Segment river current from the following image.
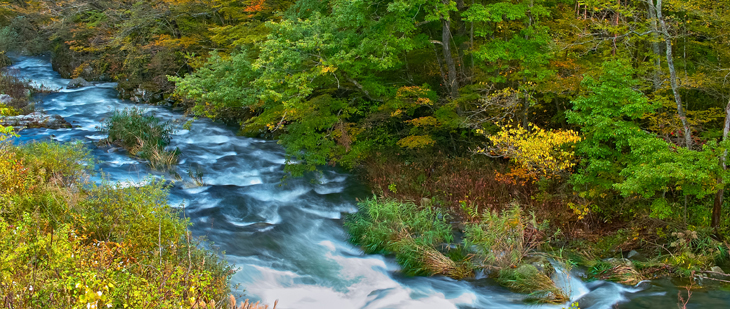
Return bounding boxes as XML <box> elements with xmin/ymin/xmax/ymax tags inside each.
<box><xmin>7</xmin><ymin>56</ymin><xmax>730</xmax><ymax>309</ymax></box>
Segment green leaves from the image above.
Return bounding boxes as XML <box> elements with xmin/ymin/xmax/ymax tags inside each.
<box><xmin>567</xmin><ymin>60</ymin><xmax>657</xmax><ymax>193</ymax></box>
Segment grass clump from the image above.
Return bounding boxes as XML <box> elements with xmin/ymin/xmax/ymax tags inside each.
<box><xmin>464</xmin><ymin>203</ymin><xmax>566</xmax><ymax>303</ymax></box>
<box><xmin>0</xmin><ymin>139</ymin><xmax>232</xmax><ymax>308</ymax></box>
<box><xmin>463</xmin><ymin>204</ymin><xmax>543</xmax><ymax>269</ymax></box>
<box><xmin>345</xmin><ymin>196</ymin><xmax>465</xmax><ymax>277</ymax></box>
<box><xmin>100</xmin><ymin>107</ymin><xmax>179</xmax><ymax>170</ymax></box>
<box><xmin>498</xmin><ymin>264</ymin><xmax>568</xmax><ymax>303</ymax></box>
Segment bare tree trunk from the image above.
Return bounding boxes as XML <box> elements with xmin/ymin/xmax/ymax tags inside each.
<box><xmin>441</xmin><ymin>0</ymin><xmax>459</xmax><ymax>99</ymax></box>
<box><xmin>522</xmin><ymin>88</ymin><xmax>529</xmax><ymax>129</ymax></box>
<box><xmin>645</xmin><ymin>0</ymin><xmax>662</xmax><ymax>91</ymax></box>
<box><xmin>712</xmin><ymin>99</ymin><xmax>730</xmax><ymax>228</ymax></box>
<box><xmin>655</xmin><ymin>0</ymin><xmax>692</xmax><ymax>149</ymax></box>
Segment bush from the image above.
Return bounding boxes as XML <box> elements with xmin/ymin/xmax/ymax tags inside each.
<box><xmin>100</xmin><ymin>107</ymin><xmax>179</xmax><ymax>170</ymax></box>
<box><xmin>345</xmin><ymin>197</ymin><xmax>460</xmax><ymax>276</ymax></box>
<box><xmin>0</xmin><ymin>141</ymin><xmax>232</xmax><ymax>308</ymax></box>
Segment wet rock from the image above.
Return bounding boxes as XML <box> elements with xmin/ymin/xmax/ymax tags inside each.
<box><xmin>627</xmin><ymin>250</ymin><xmax>647</xmax><ymax>262</ymax></box>
<box><xmin>0</xmin><ymin>112</ymin><xmax>72</xmax><ymax>130</ymax></box>
<box><xmin>711</xmin><ymin>266</ymin><xmax>725</xmax><ymax>274</ymax></box>
<box><xmin>67</xmin><ymin>77</ymin><xmax>92</xmax><ymax>89</ymax></box>
<box><xmin>524</xmin><ymin>255</ymin><xmax>555</xmax><ymax>276</ymax></box>
<box><xmin>0</xmin><ymin>94</ymin><xmax>12</xmax><ymax>104</ymax></box>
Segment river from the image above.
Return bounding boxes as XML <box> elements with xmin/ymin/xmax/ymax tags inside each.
<box><xmin>7</xmin><ymin>55</ymin><xmax>730</xmax><ymax>309</ymax></box>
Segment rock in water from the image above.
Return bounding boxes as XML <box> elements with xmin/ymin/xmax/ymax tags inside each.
<box><xmin>0</xmin><ymin>112</ymin><xmax>72</xmax><ymax>130</ymax></box>
<box><xmin>67</xmin><ymin>77</ymin><xmax>92</xmax><ymax>89</ymax></box>
<box><xmin>0</xmin><ymin>94</ymin><xmax>12</xmax><ymax>104</ymax></box>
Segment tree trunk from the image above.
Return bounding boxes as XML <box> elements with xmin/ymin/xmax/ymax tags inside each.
<box><xmin>645</xmin><ymin>0</ymin><xmax>662</xmax><ymax>91</ymax></box>
<box><xmin>712</xmin><ymin>99</ymin><xmax>730</xmax><ymax>228</ymax></box>
<box><xmin>655</xmin><ymin>0</ymin><xmax>692</xmax><ymax>149</ymax></box>
<box><xmin>441</xmin><ymin>1</ymin><xmax>459</xmax><ymax>99</ymax></box>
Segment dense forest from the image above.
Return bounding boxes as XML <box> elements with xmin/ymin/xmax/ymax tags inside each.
<box><xmin>3</xmin><ymin>0</ymin><xmax>730</xmax><ymax>306</ymax></box>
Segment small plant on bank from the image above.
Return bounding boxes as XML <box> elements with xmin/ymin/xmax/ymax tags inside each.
<box><xmin>100</xmin><ymin>107</ymin><xmax>179</xmax><ymax>170</ymax></box>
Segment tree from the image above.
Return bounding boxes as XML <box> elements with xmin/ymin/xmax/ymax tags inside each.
<box><xmin>567</xmin><ymin>60</ymin><xmax>657</xmax><ymax>196</ymax></box>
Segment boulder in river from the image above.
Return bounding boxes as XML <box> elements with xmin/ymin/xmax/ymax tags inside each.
<box><xmin>67</xmin><ymin>77</ymin><xmax>92</xmax><ymax>89</ymax></box>
<box><xmin>0</xmin><ymin>112</ymin><xmax>72</xmax><ymax>130</ymax></box>
<box><xmin>0</xmin><ymin>94</ymin><xmax>12</xmax><ymax>104</ymax></box>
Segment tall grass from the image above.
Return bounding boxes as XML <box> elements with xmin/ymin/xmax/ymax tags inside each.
<box><xmin>463</xmin><ymin>203</ymin><xmax>547</xmax><ymax>269</ymax></box>
<box><xmin>345</xmin><ymin>197</ymin><xmax>466</xmax><ymax>277</ymax></box>
<box><xmin>100</xmin><ymin>107</ymin><xmax>179</xmax><ymax>170</ymax></box>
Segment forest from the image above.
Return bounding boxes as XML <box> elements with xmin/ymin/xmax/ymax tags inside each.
<box><xmin>3</xmin><ymin>0</ymin><xmax>730</xmax><ymax>306</ymax></box>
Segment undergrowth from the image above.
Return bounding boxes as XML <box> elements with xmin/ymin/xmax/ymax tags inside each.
<box><xmin>100</xmin><ymin>107</ymin><xmax>179</xmax><ymax>170</ymax></box>
<box><xmin>346</xmin><ymin>196</ymin><xmax>570</xmax><ymax>303</ymax></box>
<box><xmin>0</xmin><ymin>139</ymin><xmax>231</xmax><ymax>308</ymax></box>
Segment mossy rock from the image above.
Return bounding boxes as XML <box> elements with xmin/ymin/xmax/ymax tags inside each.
<box><xmin>498</xmin><ymin>264</ymin><xmax>568</xmax><ymax>304</ymax></box>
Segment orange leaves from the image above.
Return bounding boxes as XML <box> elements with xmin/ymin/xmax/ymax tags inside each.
<box><xmin>395</xmin><ymin>86</ymin><xmax>433</xmax><ymax>108</ymax></box>
<box><xmin>243</xmin><ymin>0</ymin><xmax>267</xmax><ymax>13</ymax></box>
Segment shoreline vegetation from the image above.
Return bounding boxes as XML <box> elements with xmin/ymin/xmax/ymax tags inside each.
<box><xmin>0</xmin><ymin>100</ymin><xmax>277</xmax><ymax>308</ymax></box>
<box><xmin>4</xmin><ymin>0</ymin><xmax>730</xmax><ymax>305</ymax></box>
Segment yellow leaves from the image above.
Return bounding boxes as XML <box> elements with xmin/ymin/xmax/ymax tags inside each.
<box><xmin>478</xmin><ymin>123</ymin><xmax>581</xmax><ymax>180</ymax></box>
<box><xmin>406</xmin><ymin>116</ymin><xmax>439</xmax><ymax>127</ymax></box>
<box><xmin>320</xmin><ymin>66</ymin><xmax>337</xmax><ymax>74</ymax></box>
<box><xmin>568</xmin><ymin>202</ymin><xmax>590</xmax><ymax>220</ymax></box>
<box><xmin>397</xmin><ymin>135</ymin><xmax>436</xmax><ymax>149</ymax></box>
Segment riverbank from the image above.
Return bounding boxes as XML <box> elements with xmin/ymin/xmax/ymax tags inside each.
<box><xmin>351</xmin><ymin>151</ymin><xmax>730</xmax><ymax>301</ymax></box>
<box><xmin>0</xmin><ymin>137</ymin><xmax>232</xmax><ymax>307</ymax></box>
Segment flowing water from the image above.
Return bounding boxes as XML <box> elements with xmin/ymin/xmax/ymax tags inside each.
<box><xmin>7</xmin><ymin>56</ymin><xmax>730</xmax><ymax>309</ymax></box>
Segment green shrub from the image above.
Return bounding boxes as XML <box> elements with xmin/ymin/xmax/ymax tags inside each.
<box><xmin>100</xmin><ymin>107</ymin><xmax>179</xmax><ymax>170</ymax></box>
<box><xmin>0</xmin><ymin>141</ymin><xmax>231</xmax><ymax>308</ymax></box>
<box><xmin>345</xmin><ymin>197</ymin><xmax>456</xmax><ymax>276</ymax></box>
<box><xmin>15</xmin><ymin>141</ymin><xmax>92</xmax><ymax>182</ymax></box>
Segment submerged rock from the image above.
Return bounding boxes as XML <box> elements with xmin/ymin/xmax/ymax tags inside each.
<box><xmin>0</xmin><ymin>112</ymin><xmax>72</xmax><ymax>130</ymax></box>
<box><xmin>67</xmin><ymin>77</ymin><xmax>92</xmax><ymax>89</ymax></box>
